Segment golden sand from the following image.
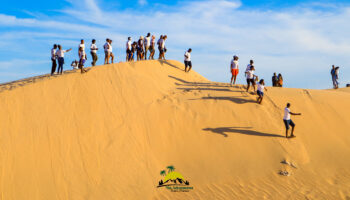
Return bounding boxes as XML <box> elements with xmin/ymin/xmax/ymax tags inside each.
<box><xmin>0</xmin><ymin>60</ymin><xmax>349</xmax><ymax>199</ymax></box>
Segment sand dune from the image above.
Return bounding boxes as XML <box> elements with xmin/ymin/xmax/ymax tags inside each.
<box><xmin>0</xmin><ymin>60</ymin><xmax>349</xmax><ymax>199</ymax></box>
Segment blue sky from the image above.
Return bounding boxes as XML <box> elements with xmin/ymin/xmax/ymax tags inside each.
<box><xmin>0</xmin><ymin>0</ymin><xmax>349</xmax><ymax>89</ymax></box>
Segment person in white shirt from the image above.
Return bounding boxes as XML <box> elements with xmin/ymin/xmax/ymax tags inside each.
<box><xmin>283</xmin><ymin>103</ymin><xmax>302</xmax><ymax>138</ymax></box>
<box><xmin>126</xmin><ymin>37</ymin><xmax>132</xmax><ymax>61</ymax></box>
<box><xmin>79</xmin><ymin>39</ymin><xmax>85</xmax><ymax>56</ymax></box>
<box><xmin>149</xmin><ymin>35</ymin><xmax>156</xmax><ymax>60</ymax></box>
<box><xmin>257</xmin><ymin>79</ymin><xmax>268</xmax><ymax>104</ymax></box>
<box><xmin>245</xmin><ymin>60</ymin><xmax>254</xmax><ymax>77</ymax></box>
<box><xmin>144</xmin><ymin>33</ymin><xmax>151</xmax><ymax>60</ymax></box>
<box><xmin>184</xmin><ymin>48</ymin><xmax>192</xmax><ymax>72</ymax></box>
<box><xmin>78</xmin><ymin>46</ymin><xmax>87</xmax><ymax>73</ymax></box>
<box><xmin>245</xmin><ymin>65</ymin><xmax>257</xmax><ymax>92</ymax></box>
<box><xmin>230</xmin><ymin>55</ymin><xmax>239</xmax><ymax>85</ymax></box>
<box><xmin>51</xmin><ymin>44</ymin><xmax>58</xmax><ymax>75</ymax></box>
<box><xmin>104</xmin><ymin>38</ymin><xmax>110</xmax><ymax>64</ymax></box>
<box><xmin>159</xmin><ymin>35</ymin><xmax>167</xmax><ymax>60</ymax></box>
<box><xmin>55</xmin><ymin>45</ymin><xmax>72</xmax><ymax>75</ymax></box>
<box><xmin>90</xmin><ymin>39</ymin><xmax>98</xmax><ymax>66</ymax></box>
<box><xmin>109</xmin><ymin>39</ymin><xmax>114</xmax><ymax>63</ymax></box>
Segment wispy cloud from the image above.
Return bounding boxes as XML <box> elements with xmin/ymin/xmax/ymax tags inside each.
<box><xmin>0</xmin><ymin>0</ymin><xmax>349</xmax><ymax>88</ymax></box>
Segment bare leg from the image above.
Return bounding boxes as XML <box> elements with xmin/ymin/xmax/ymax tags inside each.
<box><xmin>259</xmin><ymin>96</ymin><xmax>263</xmax><ymax>104</ymax></box>
<box><xmin>233</xmin><ymin>75</ymin><xmax>237</xmax><ymax>85</ymax></box>
<box><xmin>291</xmin><ymin>126</ymin><xmax>295</xmax><ymax>137</ymax></box>
<box><xmin>230</xmin><ymin>75</ymin><xmax>234</xmax><ymax>85</ymax></box>
<box><xmin>285</xmin><ymin>129</ymin><xmax>289</xmax><ymax>138</ymax></box>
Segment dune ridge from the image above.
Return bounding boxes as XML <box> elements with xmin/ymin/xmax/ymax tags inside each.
<box><xmin>0</xmin><ymin>60</ymin><xmax>350</xmax><ymax>199</ymax></box>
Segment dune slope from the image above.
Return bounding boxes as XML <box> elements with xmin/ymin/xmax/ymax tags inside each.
<box><xmin>0</xmin><ymin>60</ymin><xmax>350</xmax><ymax>200</ymax></box>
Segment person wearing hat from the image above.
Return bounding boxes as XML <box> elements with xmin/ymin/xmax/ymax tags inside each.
<box><xmin>137</xmin><ymin>36</ymin><xmax>144</xmax><ymax>61</ymax></box>
<box><xmin>230</xmin><ymin>55</ymin><xmax>239</xmax><ymax>86</ymax></box>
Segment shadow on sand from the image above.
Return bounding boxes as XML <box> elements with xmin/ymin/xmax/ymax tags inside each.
<box><xmin>191</xmin><ymin>96</ymin><xmax>255</xmax><ymax>104</ymax></box>
<box><xmin>203</xmin><ymin>127</ymin><xmax>284</xmax><ymax>138</ymax></box>
<box><xmin>159</xmin><ymin>60</ymin><xmax>183</xmax><ymax>71</ymax></box>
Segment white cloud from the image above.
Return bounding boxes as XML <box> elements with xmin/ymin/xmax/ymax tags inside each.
<box><xmin>0</xmin><ymin>0</ymin><xmax>349</xmax><ymax>88</ymax></box>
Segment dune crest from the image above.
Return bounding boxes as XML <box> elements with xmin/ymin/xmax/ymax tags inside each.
<box><xmin>0</xmin><ymin>60</ymin><xmax>350</xmax><ymax>199</ymax></box>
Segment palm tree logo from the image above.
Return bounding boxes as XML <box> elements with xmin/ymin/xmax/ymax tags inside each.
<box><xmin>158</xmin><ymin>165</ymin><xmax>190</xmax><ymax>187</ymax></box>
<box><xmin>167</xmin><ymin>165</ymin><xmax>175</xmax><ymax>173</ymax></box>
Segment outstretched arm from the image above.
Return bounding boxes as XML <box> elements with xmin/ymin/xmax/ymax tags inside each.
<box><xmin>290</xmin><ymin>112</ymin><xmax>301</xmax><ymax>116</ymax></box>
<box><xmin>66</xmin><ymin>48</ymin><xmax>72</xmax><ymax>52</ymax></box>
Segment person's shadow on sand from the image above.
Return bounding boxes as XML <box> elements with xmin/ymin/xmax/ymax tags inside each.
<box><xmin>203</xmin><ymin>127</ymin><xmax>284</xmax><ymax>138</ymax></box>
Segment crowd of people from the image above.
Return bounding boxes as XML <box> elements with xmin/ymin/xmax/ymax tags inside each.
<box><xmin>50</xmin><ymin>33</ymin><xmax>169</xmax><ymax>75</ymax></box>
<box><xmin>50</xmin><ymin>37</ymin><xmax>349</xmax><ymax>139</ymax></box>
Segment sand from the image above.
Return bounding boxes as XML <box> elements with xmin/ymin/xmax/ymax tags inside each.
<box><xmin>0</xmin><ymin>60</ymin><xmax>349</xmax><ymax>199</ymax></box>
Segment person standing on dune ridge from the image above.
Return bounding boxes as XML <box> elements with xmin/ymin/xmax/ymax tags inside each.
<box><xmin>144</xmin><ymin>33</ymin><xmax>151</xmax><ymax>60</ymax></box>
<box><xmin>78</xmin><ymin>46</ymin><xmax>87</xmax><ymax>73</ymax></box>
<box><xmin>51</xmin><ymin>44</ymin><xmax>58</xmax><ymax>75</ymax></box>
<box><xmin>126</xmin><ymin>37</ymin><xmax>132</xmax><ymax>61</ymax></box>
<box><xmin>184</xmin><ymin>48</ymin><xmax>192</xmax><ymax>72</ymax></box>
<box><xmin>109</xmin><ymin>39</ymin><xmax>114</xmax><ymax>63</ymax></box>
<box><xmin>104</xmin><ymin>38</ymin><xmax>110</xmax><ymax>64</ymax></box>
<box><xmin>283</xmin><ymin>103</ymin><xmax>302</xmax><ymax>138</ymax></box>
<box><xmin>149</xmin><ymin>35</ymin><xmax>156</xmax><ymax>60</ymax></box>
<box><xmin>90</xmin><ymin>39</ymin><xmax>98</xmax><ymax>66</ymax></box>
<box><xmin>272</xmin><ymin>72</ymin><xmax>278</xmax><ymax>87</ymax></box>
<box><xmin>55</xmin><ymin>45</ymin><xmax>72</xmax><ymax>75</ymax></box>
<box><xmin>230</xmin><ymin>55</ymin><xmax>239</xmax><ymax>86</ymax></box>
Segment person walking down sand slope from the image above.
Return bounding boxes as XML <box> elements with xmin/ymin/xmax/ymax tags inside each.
<box><xmin>246</xmin><ymin>65</ymin><xmax>257</xmax><ymax>92</ymax></box>
<box><xmin>257</xmin><ymin>79</ymin><xmax>267</xmax><ymax>104</ymax></box>
<box><xmin>230</xmin><ymin>55</ymin><xmax>239</xmax><ymax>86</ymax></box>
<box><xmin>283</xmin><ymin>103</ymin><xmax>302</xmax><ymax>138</ymax></box>
<box><xmin>184</xmin><ymin>48</ymin><xmax>192</xmax><ymax>72</ymax></box>
<box><xmin>51</xmin><ymin>44</ymin><xmax>58</xmax><ymax>75</ymax></box>
<box><xmin>55</xmin><ymin>45</ymin><xmax>72</xmax><ymax>75</ymax></box>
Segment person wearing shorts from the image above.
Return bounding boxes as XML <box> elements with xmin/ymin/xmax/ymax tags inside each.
<box><xmin>104</xmin><ymin>38</ymin><xmax>110</xmax><ymax>64</ymax></box>
<box><xmin>246</xmin><ymin>65</ymin><xmax>257</xmax><ymax>92</ymax></box>
<box><xmin>184</xmin><ymin>48</ymin><xmax>192</xmax><ymax>72</ymax></box>
<box><xmin>149</xmin><ymin>35</ymin><xmax>156</xmax><ymax>60</ymax></box>
<box><xmin>283</xmin><ymin>103</ymin><xmax>302</xmax><ymax>138</ymax></box>
<box><xmin>230</xmin><ymin>55</ymin><xmax>239</xmax><ymax>85</ymax></box>
<box><xmin>257</xmin><ymin>79</ymin><xmax>267</xmax><ymax>104</ymax></box>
